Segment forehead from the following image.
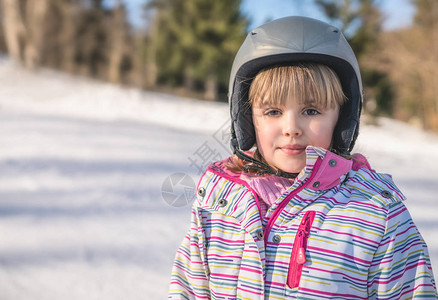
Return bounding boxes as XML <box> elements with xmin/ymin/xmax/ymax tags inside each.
<box><xmin>249</xmin><ymin>64</ymin><xmax>344</xmax><ymax>110</ymax></box>
<box><xmin>255</xmin><ymin>86</ymin><xmax>322</xmax><ymax>108</ymax></box>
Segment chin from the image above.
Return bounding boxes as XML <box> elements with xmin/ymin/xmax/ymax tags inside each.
<box><xmin>275</xmin><ymin>160</ymin><xmax>305</xmax><ymax>174</ymax></box>
<box><xmin>283</xmin><ymin>168</ymin><xmax>303</xmax><ymax>174</ymax></box>
<box><xmin>276</xmin><ymin>164</ymin><xmax>304</xmax><ymax>174</ymax></box>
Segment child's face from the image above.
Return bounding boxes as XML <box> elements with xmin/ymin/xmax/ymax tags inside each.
<box><xmin>252</xmin><ymin>98</ymin><xmax>339</xmax><ymax>173</ymax></box>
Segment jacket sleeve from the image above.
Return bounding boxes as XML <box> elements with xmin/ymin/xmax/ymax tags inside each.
<box><xmin>367</xmin><ymin>201</ymin><xmax>437</xmax><ymax>299</ymax></box>
<box><xmin>168</xmin><ymin>203</ymin><xmax>210</xmax><ymax>299</ymax></box>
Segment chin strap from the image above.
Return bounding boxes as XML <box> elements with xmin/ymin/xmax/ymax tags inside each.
<box><xmin>233</xmin><ymin>146</ymin><xmax>298</xmax><ymax>179</ymax></box>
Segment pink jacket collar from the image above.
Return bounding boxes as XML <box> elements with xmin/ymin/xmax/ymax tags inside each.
<box><xmin>304</xmin><ymin>147</ymin><xmax>372</xmax><ymax>191</ymax></box>
<box><xmin>208</xmin><ymin>147</ymin><xmax>372</xmax><ymax>192</ymax></box>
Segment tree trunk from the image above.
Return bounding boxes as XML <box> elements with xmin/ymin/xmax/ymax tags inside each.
<box><xmin>1</xmin><ymin>0</ymin><xmax>26</xmax><ymax>63</ymax></box>
<box><xmin>60</xmin><ymin>1</ymin><xmax>77</xmax><ymax>73</ymax></box>
<box><xmin>24</xmin><ymin>0</ymin><xmax>49</xmax><ymax>69</ymax></box>
<box><xmin>1</xmin><ymin>0</ymin><xmax>49</xmax><ymax>69</ymax></box>
<box><xmin>184</xmin><ymin>72</ymin><xmax>195</xmax><ymax>92</ymax></box>
<box><xmin>143</xmin><ymin>15</ymin><xmax>159</xmax><ymax>88</ymax></box>
<box><xmin>204</xmin><ymin>73</ymin><xmax>218</xmax><ymax>101</ymax></box>
<box><xmin>143</xmin><ymin>60</ymin><xmax>158</xmax><ymax>89</ymax></box>
<box><xmin>108</xmin><ymin>2</ymin><xmax>125</xmax><ymax>84</ymax></box>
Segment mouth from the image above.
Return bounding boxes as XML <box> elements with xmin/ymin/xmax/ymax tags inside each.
<box><xmin>279</xmin><ymin>144</ymin><xmax>306</xmax><ymax>156</ymax></box>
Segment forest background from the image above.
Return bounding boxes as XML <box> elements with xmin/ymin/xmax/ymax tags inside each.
<box><xmin>1</xmin><ymin>0</ymin><xmax>437</xmax><ymax>132</ymax></box>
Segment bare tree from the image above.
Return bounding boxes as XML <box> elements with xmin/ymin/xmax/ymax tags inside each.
<box><xmin>143</xmin><ymin>14</ymin><xmax>159</xmax><ymax>88</ymax></box>
<box><xmin>59</xmin><ymin>0</ymin><xmax>79</xmax><ymax>73</ymax></box>
<box><xmin>1</xmin><ymin>0</ymin><xmax>50</xmax><ymax>68</ymax></box>
<box><xmin>369</xmin><ymin>0</ymin><xmax>438</xmax><ymax>131</ymax></box>
<box><xmin>108</xmin><ymin>0</ymin><xmax>126</xmax><ymax>83</ymax></box>
<box><xmin>1</xmin><ymin>0</ymin><xmax>26</xmax><ymax>64</ymax></box>
<box><xmin>23</xmin><ymin>0</ymin><xmax>49</xmax><ymax>68</ymax></box>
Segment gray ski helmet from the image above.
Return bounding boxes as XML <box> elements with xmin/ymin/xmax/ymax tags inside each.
<box><xmin>229</xmin><ymin>16</ymin><xmax>363</xmax><ymax>154</ymax></box>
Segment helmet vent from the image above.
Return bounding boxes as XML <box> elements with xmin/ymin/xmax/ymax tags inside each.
<box><xmin>329</xmin><ymin>26</ymin><xmax>339</xmax><ymax>33</ymax></box>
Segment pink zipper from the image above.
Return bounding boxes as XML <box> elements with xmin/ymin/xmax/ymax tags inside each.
<box><xmin>263</xmin><ymin>158</ymin><xmax>321</xmax><ymax>243</ymax></box>
<box><xmin>287</xmin><ymin>210</ymin><xmax>316</xmax><ymax>288</ymax></box>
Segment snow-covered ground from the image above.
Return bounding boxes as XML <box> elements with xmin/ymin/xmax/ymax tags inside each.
<box><xmin>0</xmin><ymin>57</ymin><xmax>437</xmax><ymax>299</ymax></box>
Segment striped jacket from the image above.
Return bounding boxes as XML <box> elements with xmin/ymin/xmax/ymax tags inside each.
<box><xmin>169</xmin><ymin>147</ymin><xmax>437</xmax><ymax>299</ymax></box>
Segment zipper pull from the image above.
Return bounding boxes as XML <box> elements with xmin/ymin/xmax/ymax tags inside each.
<box><xmin>296</xmin><ymin>247</ymin><xmax>306</xmax><ymax>264</ymax></box>
<box><xmin>296</xmin><ymin>231</ymin><xmax>306</xmax><ymax>264</ymax></box>
<box><xmin>287</xmin><ymin>211</ymin><xmax>316</xmax><ymax>289</ymax></box>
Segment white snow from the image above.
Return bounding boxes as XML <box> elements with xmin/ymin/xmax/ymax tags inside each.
<box><xmin>0</xmin><ymin>56</ymin><xmax>437</xmax><ymax>299</ymax></box>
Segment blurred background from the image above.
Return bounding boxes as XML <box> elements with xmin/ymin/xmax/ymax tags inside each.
<box><xmin>0</xmin><ymin>0</ymin><xmax>437</xmax><ymax>299</ymax></box>
<box><xmin>0</xmin><ymin>0</ymin><xmax>437</xmax><ymax>129</ymax></box>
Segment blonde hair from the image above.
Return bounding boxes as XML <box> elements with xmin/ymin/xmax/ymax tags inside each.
<box><xmin>228</xmin><ymin>63</ymin><xmax>347</xmax><ymax>174</ymax></box>
<box><xmin>249</xmin><ymin>63</ymin><xmax>346</xmax><ymax>109</ymax></box>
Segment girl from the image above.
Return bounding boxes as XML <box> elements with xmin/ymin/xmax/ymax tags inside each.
<box><xmin>169</xmin><ymin>16</ymin><xmax>436</xmax><ymax>299</ymax></box>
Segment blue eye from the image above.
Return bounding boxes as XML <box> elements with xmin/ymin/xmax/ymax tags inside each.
<box><xmin>303</xmin><ymin>108</ymin><xmax>320</xmax><ymax>116</ymax></box>
<box><xmin>265</xmin><ymin>109</ymin><xmax>282</xmax><ymax>116</ymax></box>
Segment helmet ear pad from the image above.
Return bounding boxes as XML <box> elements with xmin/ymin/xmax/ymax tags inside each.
<box><xmin>332</xmin><ymin>95</ymin><xmax>362</xmax><ymax>154</ymax></box>
<box><xmin>230</xmin><ymin>76</ymin><xmax>256</xmax><ymax>151</ymax></box>
<box><xmin>230</xmin><ymin>54</ymin><xmax>362</xmax><ymax>153</ymax></box>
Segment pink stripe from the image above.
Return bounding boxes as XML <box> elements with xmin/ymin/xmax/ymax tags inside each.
<box><xmin>265</xmin><ymin>260</ymin><xmax>290</xmax><ymax>267</ymax></box>
<box><xmin>388</xmin><ymin>205</ymin><xmax>407</xmax><ymax>220</ymax></box>
<box><xmin>396</xmin><ymin>225</ymin><xmax>416</xmax><ymax>237</ymax></box>
<box><xmin>172</xmin><ymin>265</ymin><xmax>207</xmax><ymax>281</ymax></box>
<box><xmin>266</xmin><ymin>242</ymin><xmax>294</xmax><ymax>247</ymax></box>
<box><xmin>326</xmin><ymin>214</ymin><xmax>385</xmax><ymax>229</ymax></box>
<box><xmin>398</xmin><ymin>284</ymin><xmax>433</xmax><ymax>299</ymax></box>
<box><xmin>240</xmin><ymin>266</ymin><xmax>263</xmax><ymax>275</ymax></box>
<box><xmin>300</xmin><ymin>287</ymin><xmax>366</xmax><ymax>299</ymax></box>
<box><xmin>210</xmin><ymin>272</ymin><xmax>238</xmax><ymax>279</ymax></box>
<box><xmin>306</xmin><ymin>266</ymin><xmax>367</xmax><ymax>283</ymax></box>
<box><xmin>308</xmin><ymin>246</ymin><xmax>371</xmax><ymax>264</ymax></box>
<box><xmin>211</xmin><ymin>291</ymin><xmax>236</xmax><ymax>298</ymax></box>
<box><xmin>230</xmin><ymin>190</ymin><xmax>250</xmax><ymax>215</ymax></box>
<box><xmin>368</xmin><ymin>261</ymin><xmax>429</xmax><ymax>286</ymax></box>
<box><xmin>177</xmin><ymin>250</ymin><xmax>191</xmax><ymax>262</ymax></box>
<box><xmin>208</xmin><ymin>236</ymin><xmax>244</xmax><ymax>244</ymax></box>
<box><xmin>345</xmin><ymin>200</ymin><xmax>387</xmax><ymax>211</ymax></box>
<box><xmin>375</xmin><ymin>237</ymin><xmax>396</xmax><ymax>249</ymax></box>
<box><xmin>169</xmin><ymin>281</ymin><xmax>197</xmax><ymax>297</ymax></box>
<box><xmin>401</xmin><ymin>241</ymin><xmax>424</xmax><ymax>254</ymax></box>
<box><xmin>206</xmin><ymin>178</ymin><xmax>221</xmax><ymax>203</ymax></box>
<box><xmin>413</xmin><ymin>284</ymin><xmax>436</xmax><ymax>291</ymax></box>
<box><xmin>176</xmin><ymin>251</ymin><xmax>204</xmax><ymax>265</ymax></box>
<box><xmin>246</xmin><ymin>217</ymin><xmax>261</xmax><ymax>228</ymax></box>
<box><xmin>237</xmin><ymin>286</ymin><xmax>264</xmax><ymax>296</ymax></box>
<box><xmin>377</xmin><ymin>176</ymin><xmax>404</xmax><ymax>199</ymax></box>
<box><xmin>244</xmin><ymin>249</ymin><xmax>260</xmax><ymax>254</ymax></box>
<box><xmin>207</xmin><ymin>166</ymin><xmax>263</xmax><ymax>222</ymax></box>
<box><xmin>195</xmin><ymin>169</ymin><xmax>209</xmax><ymax>192</ymax></box>
<box><xmin>208</xmin><ymin>218</ymin><xmax>240</xmax><ymax>227</ymax></box>
<box><xmin>317</xmin><ymin>228</ymin><xmax>380</xmax><ymax>245</ymax></box>
<box><xmin>207</xmin><ymin>254</ymin><xmax>242</xmax><ymax>259</ymax></box>
<box><xmin>265</xmin><ymin>280</ymin><xmax>285</xmax><ymax>287</ymax></box>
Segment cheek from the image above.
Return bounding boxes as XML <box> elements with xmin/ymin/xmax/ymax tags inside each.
<box><xmin>255</xmin><ymin>126</ymin><xmax>270</xmax><ymax>148</ymax></box>
<box><xmin>309</xmin><ymin>123</ymin><xmax>336</xmax><ymax>148</ymax></box>
<box><xmin>254</xmin><ymin>120</ymin><xmax>277</xmax><ymax>151</ymax></box>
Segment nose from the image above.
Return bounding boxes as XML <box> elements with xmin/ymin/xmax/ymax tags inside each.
<box><xmin>282</xmin><ymin>112</ymin><xmax>302</xmax><ymax>137</ymax></box>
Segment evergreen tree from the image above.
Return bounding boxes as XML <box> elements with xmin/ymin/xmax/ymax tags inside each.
<box><xmin>315</xmin><ymin>0</ymin><xmax>392</xmax><ymax>117</ymax></box>
<box><xmin>146</xmin><ymin>0</ymin><xmax>248</xmax><ymax>100</ymax></box>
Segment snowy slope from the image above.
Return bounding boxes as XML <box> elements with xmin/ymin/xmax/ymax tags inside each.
<box><xmin>0</xmin><ymin>57</ymin><xmax>437</xmax><ymax>299</ymax></box>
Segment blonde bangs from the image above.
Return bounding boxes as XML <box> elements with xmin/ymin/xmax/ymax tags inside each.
<box><xmin>249</xmin><ymin>64</ymin><xmax>346</xmax><ymax>109</ymax></box>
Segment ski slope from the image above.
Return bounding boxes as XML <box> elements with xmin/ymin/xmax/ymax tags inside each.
<box><xmin>0</xmin><ymin>57</ymin><xmax>437</xmax><ymax>299</ymax></box>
